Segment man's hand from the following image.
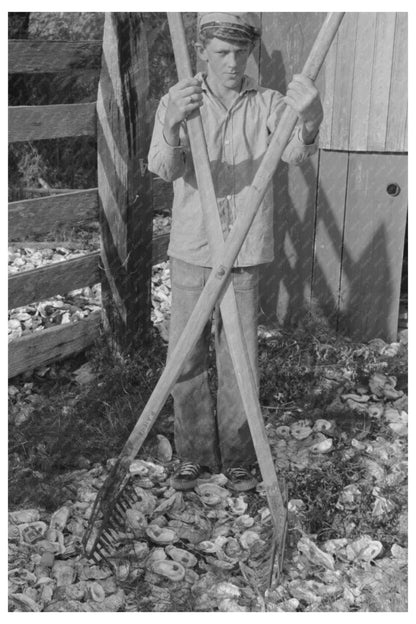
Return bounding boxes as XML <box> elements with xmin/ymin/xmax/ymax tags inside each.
<box><xmin>284</xmin><ymin>74</ymin><xmax>323</xmax><ymax>144</ymax></box>
<box><xmin>164</xmin><ymin>78</ymin><xmax>203</xmax><ymax>146</ymax></box>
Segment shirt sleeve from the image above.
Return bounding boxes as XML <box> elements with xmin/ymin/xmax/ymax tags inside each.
<box><xmin>147</xmin><ymin>95</ymin><xmax>191</xmax><ymax>182</ymax></box>
<box><xmin>267</xmin><ymin>91</ymin><xmax>319</xmax><ymax>165</ymax></box>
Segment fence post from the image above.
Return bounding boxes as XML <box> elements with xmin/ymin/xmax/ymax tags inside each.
<box><xmin>97</xmin><ymin>12</ymin><xmax>153</xmax><ymax>353</ymax></box>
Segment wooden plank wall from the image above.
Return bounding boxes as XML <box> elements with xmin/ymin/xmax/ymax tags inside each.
<box><xmin>259</xmin><ymin>12</ymin><xmax>407</xmax><ymax>341</ymax></box>
<box><xmin>258</xmin><ymin>13</ymin><xmax>325</xmax><ymax>325</ymax></box>
<box><xmin>320</xmin><ymin>12</ymin><xmax>408</xmax><ymax>151</ymax></box>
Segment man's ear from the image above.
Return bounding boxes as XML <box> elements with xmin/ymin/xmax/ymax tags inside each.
<box><xmin>194</xmin><ymin>42</ymin><xmax>208</xmax><ymax>63</ymax></box>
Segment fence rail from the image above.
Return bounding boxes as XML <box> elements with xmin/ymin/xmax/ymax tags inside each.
<box><xmin>8</xmin><ymin>39</ymin><xmax>102</xmax><ymax>73</ymax></box>
<box><xmin>8</xmin><ymin>189</ymin><xmax>99</xmax><ymax>239</ymax></box>
<box><xmin>8</xmin><ymin>311</ymin><xmax>102</xmax><ymax>379</ymax></box>
<box><xmin>8</xmin><ymin>16</ymin><xmax>170</xmax><ymax>377</ymax></box>
<box><xmin>8</xmin><ymin>103</ymin><xmax>97</xmax><ymax>142</ymax></box>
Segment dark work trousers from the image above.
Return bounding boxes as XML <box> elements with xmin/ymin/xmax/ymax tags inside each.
<box><xmin>167</xmin><ymin>257</ymin><xmax>259</xmax><ymax>470</ymax></box>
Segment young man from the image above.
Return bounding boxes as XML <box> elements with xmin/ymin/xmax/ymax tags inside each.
<box><xmin>148</xmin><ymin>13</ymin><xmax>323</xmax><ymax>492</ymax></box>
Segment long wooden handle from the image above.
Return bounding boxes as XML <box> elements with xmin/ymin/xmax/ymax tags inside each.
<box><xmin>167</xmin><ymin>12</ymin><xmax>286</xmax><ymax>535</ymax></box>
<box><xmin>118</xmin><ymin>12</ymin><xmax>344</xmax><ymax>478</ymax></box>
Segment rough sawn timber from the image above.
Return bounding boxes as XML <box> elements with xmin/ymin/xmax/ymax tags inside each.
<box><xmin>8</xmin><ymin>39</ymin><xmax>102</xmax><ymax>74</ymax></box>
<box><xmin>97</xmin><ymin>12</ymin><xmax>153</xmax><ymax>351</ymax></box>
<box><xmin>8</xmin><ymin>103</ymin><xmax>96</xmax><ymax>142</ymax></box>
<box><xmin>8</xmin><ymin>189</ymin><xmax>99</xmax><ymax>239</ymax></box>
<box><xmin>8</xmin><ymin>311</ymin><xmax>101</xmax><ymax>378</ymax></box>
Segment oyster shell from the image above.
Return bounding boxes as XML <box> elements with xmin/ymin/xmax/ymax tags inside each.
<box><xmin>22</xmin><ymin>521</ymin><xmax>48</xmax><ymax>544</ymax></box>
<box><xmin>49</xmin><ymin>505</ymin><xmax>71</xmax><ymax>531</ymax></box>
<box><xmin>226</xmin><ymin>496</ymin><xmax>248</xmax><ymax>515</ymax></box>
<box><xmin>153</xmin><ymin>434</ymin><xmax>173</xmax><ymax>463</ymax></box>
<box><xmin>275</xmin><ymin>425</ymin><xmax>291</xmax><ymax>439</ymax></box>
<box><xmin>309</xmin><ymin>435</ymin><xmax>333</xmax><ymax>454</ymax></box>
<box><xmin>149</xmin><ymin>559</ymin><xmax>186</xmax><ymax>582</ymax></box>
<box><xmin>51</xmin><ymin>560</ymin><xmax>76</xmax><ymax>587</ymax></box>
<box><xmin>313</xmin><ymin>419</ymin><xmax>334</xmax><ymax>434</ymax></box>
<box><xmin>131</xmin><ymin>487</ymin><xmax>157</xmax><ymax>516</ymax></box>
<box><xmin>9</xmin><ymin>509</ymin><xmax>40</xmax><ymax>524</ymax></box>
<box><xmin>146</xmin><ymin>547</ymin><xmax>167</xmax><ymax>567</ymax></box>
<box><xmin>211</xmin><ymin>581</ymin><xmax>241</xmax><ymax>599</ymax></box>
<box><xmin>198</xmin><ymin>540</ymin><xmax>218</xmax><ymax>554</ymax></box>
<box><xmin>239</xmin><ymin>530</ymin><xmax>263</xmax><ymax>550</ymax></box>
<box><xmin>132</xmin><ymin>541</ymin><xmax>149</xmax><ymax>560</ymax></box>
<box><xmin>86</xmin><ymin>581</ymin><xmax>106</xmax><ymax>602</ymax></box>
<box><xmin>129</xmin><ymin>460</ymin><xmax>149</xmax><ymax>477</ymax></box>
<box><xmin>234</xmin><ymin>514</ymin><xmax>255</xmax><ymax>530</ymax></box>
<box><xmin>113</xmin><ymin>559</ymin><xmax>130</xmax><ymax>582</ymax></box>
<box><xmin>196</xmin><ymin>483</ymin><xmax>228</xmax><ymax>506</ymax></box>
<box><xmin>146</xmin><ymin>525</ymin><xmax>178</xmax><ymax>545</ymax></box>
<box><xmin>290</xmin><ymin>421</ymin><xmax>313</xmax><ymax>440</ymax></box>
<box><xmin>125</xmin><ymin>509</ymin><xmax>148</xmax><ymax>532</ymax></box>
<box><xmin>165</xmin><ymin>545</ymin><xmax>197</xmax><ymax>568</ymax></box>
<box><xmin>368</xmin><ymin>403</ymin><xmax>384</xmax><ymax>419</ymax></box>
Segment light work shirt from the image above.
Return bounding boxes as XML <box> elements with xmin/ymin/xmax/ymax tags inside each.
<box><xmin>148</xmin><ymin>72</ymin><xmax>318</xmax><ymax>267</ymax></box>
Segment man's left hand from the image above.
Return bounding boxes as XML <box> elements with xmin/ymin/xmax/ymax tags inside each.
<box><xmin>284</xmin><ymin>74</ymin><xmax>323</xmax><ymax>144</ymax></box>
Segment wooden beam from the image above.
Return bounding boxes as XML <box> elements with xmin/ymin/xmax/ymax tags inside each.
<box><xmin>8</xmin><ymin>235</ymin><xmax>169</xmax><ymax>311</ymax></box>
<box><xmin>8</xmin><ymin>40</ymin><xmax>102</xmax><ymax>74</ymax></box>
<box><xmin>8</xmin><ymin>311</ymin><xmax>101</xmax><ymax>378</ymax></box>
<box><xmin>8</xmin><ymin>103</ymin><xmax>96</xmax><ymax>142</ymax></box>
<box><xmin>152</xmin><ymin>234</ymin><xmax>169</xmax><ymax>266</ymax></box>
<box><xmin>97</xmin><ymin>13</ymin><xmax>153</xmax><ymax>351</ymax></box>
<box><xmin>8</xmin><ymin>189</ymin><xmax>99</xmax><ymax>239</ymax></box>
<box><xmin>152</xmin><ymin>177</ymin><xmax>173</xmax><ymax>214</ymax></box>
<box><xmin>9</xmin><ymin>253</ymin><xmax>100</xmax><ymax>309</ymax></box>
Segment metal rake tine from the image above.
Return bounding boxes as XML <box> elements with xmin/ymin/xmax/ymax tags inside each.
<box><xmin>98</xmin><ymin>533</ymin><xmax>115</xmax><ymax>552</ymax></box>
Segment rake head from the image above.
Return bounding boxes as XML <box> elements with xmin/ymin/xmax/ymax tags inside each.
<box><xmin>82</xmin><ymin>458</ymin><xmax>139</xmax><ymax>564</ymax></box>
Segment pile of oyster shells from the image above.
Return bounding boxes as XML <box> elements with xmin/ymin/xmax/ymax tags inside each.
<box><xmin>9</xmin><ymin>387</ymin><xmax>408</xmax><ymax>612</ymax></box>
<box><xmin>8</xmin><ymin>215</ymin><xmax>171</xmax><ymax>345</ymax></box>
<box><xmin>8</xmin><ymin>445</ymin><xmax>281</xmax><ymax>612</ymax></box>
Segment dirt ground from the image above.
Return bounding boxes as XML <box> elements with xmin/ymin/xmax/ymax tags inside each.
<box><xmin>8</xmin><ymin>286</ymin><xmax>408</xmax><ymax>611</ymax></box>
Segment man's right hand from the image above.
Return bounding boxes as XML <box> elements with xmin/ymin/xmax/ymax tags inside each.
<box><xmin>163</xmin><ymin>79</ymin><xmax>203</xmax><ymax>144</ymax></box>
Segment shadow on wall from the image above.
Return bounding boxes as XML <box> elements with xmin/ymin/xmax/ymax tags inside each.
<box><xmin>256</xmin><ymin>47</ymin><xmax>395</xmax><ymax>342</ymax></box>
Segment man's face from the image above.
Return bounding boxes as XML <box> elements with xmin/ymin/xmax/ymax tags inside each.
<box><xmin>197</xmin><ymin>37</ymin><xmax>253</xmax><ymax>90</ymax></box>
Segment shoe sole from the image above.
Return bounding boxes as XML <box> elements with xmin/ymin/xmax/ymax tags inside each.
<box><xmin>226</xmin><ymin>479</ymin><xmax>258</xmax><ymax>493</ymax></box>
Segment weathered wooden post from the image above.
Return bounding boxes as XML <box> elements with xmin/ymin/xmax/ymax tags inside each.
<box><xmin>97</xmin><ymin>12</ymin><xmax>153</xmax><ymax>352</ymax></box>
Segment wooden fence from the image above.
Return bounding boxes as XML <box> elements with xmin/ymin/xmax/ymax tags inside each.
<box><xmin>8</xmin><ymin>12</ymin><xmax>408</xmax><ymax>378</ymax></box>
<box><xmin>8</xmin><ymin>14</ymin><xmax>171</xmax><ymax>378</ymax></box>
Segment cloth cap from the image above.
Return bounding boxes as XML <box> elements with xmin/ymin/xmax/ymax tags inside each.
<box><xmin>198</xmin><ymin>12</ymin><xmax>261</xmax><ymax>43</ymax></box>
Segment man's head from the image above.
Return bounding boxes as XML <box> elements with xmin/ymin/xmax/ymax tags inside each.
<box><xmin>197</xmin><ymin>12</ymin><xmax>261</xmax><ymax>47</ymax></box>
<box><xmin>196</xmin><ymin>13</ymin><xmax>261</xmax><ymax>91</ymax></box>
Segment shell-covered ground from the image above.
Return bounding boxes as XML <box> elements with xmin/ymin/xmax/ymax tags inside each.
<box><xmin>8</xmin><ymin>243</ymin><xmax>408</xmax><ymax>612</ymax></box>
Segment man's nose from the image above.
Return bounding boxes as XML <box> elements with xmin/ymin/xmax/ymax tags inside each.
<box><xmin>227</xmin><ymin>52</ymin><xmax>237</xmax><ymax>68</ymax></box>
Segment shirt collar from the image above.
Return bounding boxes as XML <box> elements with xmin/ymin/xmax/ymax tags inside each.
<box><xmin>197</xmin><ymin>71</ymin><xmax>259</xmax><ymax>94</ymax></box>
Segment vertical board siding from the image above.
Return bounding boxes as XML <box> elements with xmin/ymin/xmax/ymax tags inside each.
<box><xmin>329</xmin><ymin>13</ymin><xmax>358</xmax><ymax>150</ymax></box>
<box><xmin>367</xmin><ymin>13</ymin><xmax>396</xmax><ymax>151</ymax></box>
<box><xmin>337</xmin><ymin>153</ymin><xmax>407</xmax><ymax>341</ymax></box>
<box><xmin>386</xmin><ymin>13</ymin><xmax>408</xmax><ymax>151</ymax></box>
<box><xmin>348</xmin><ymin>13</ymin><xmax>377</xmax><ymax>151</ymax></box>
<box><xmin>320</xmin><ymin>12</ymin><xmax>407</xmax><ymax>152</ymax></box>
<box><xmin>311</xmin><ymin>150</ymin><xmax>349</xmax><ymax>325</ymax></box>
<box><xmin>319</xmin><ymin>24</ymin><xmax>337</xmax><ymax>149</ymax></box>
<box><xmin>258</xmin><ymin>13</ymin><xmax>324</xmax><ymax>324</ymax></box>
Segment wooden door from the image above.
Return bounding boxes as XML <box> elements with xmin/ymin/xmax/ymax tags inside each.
<box><xmin>336</xmin><ymin>153</ymin><xmax>407</xmax><ymax>341</ymax></box>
